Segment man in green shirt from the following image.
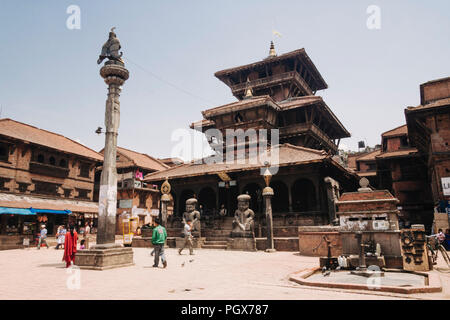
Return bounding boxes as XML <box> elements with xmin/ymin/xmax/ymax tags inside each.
<box><xmin>152</xmin><ymin>218</ymin><xmax>167</xmax><ymax>268</ymax></box>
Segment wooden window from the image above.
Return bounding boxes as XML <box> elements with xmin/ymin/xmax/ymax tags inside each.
<box><xmin>17</xmin><ymin>182</ymin><xmax>29</xmax><ymax>193</ymax></box>
<box><xmin>37</xmin><ymin>154</ymin><xmax>45</xmax><ymax>163</ymax></box>
<box><xmin>79</xmin><ymin>163</ymin><xmax>90</xmax><ymax>178</ymax></box>
<box><xmin>0</xmin><ymin>178</ymin><xmax>9</xmax><ymax>191</ymax></box>
<box><xmin>33</xmin><ymin>181</ymin><xmax>58</xmax><ymax>195</ymax></box>
<box><xmin>63</xmin><ymin>189</ymin><xmax>72</xmax><ymax>198</ymax></box>
<box><xmin>49</xmin><ymin>156</ymin><xmax>56</xmax><ymax>166</ymax></box>
<box><xmin>76</xmin><ymin>189</ymin><xmax>89</xmax><ymax>199</ymax></box>
<box><xmin>59</xmin><ymin>159</ymin><xmax>67</xmax><ymax>167</ymax></box>
<box><xmin>0</xmin><ymin>144</ymin><xmax>9</xmax><ymax>162</ymax></box>
<box><xmin>139</xmin><ymin>193</ymin><xmax>147</xmax><ymax>208</ymax></box>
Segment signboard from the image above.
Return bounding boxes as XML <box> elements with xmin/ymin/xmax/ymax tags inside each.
<box><xmin>442</xmin><ymin>177</ymin><xmax>450</xmax><ymax>196</ymax></box>
<box><xmin>150</xmin><ymin>209</ymin><xmax>160</xmax><ymax>216</ymax></box>
<box><xmin>119</xmin><ymin>199</ymin><xmax>133</xmax><ymax>209</ymax></box>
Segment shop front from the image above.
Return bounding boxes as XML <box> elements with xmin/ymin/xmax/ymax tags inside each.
<box><xmin>0</xmin><ymin>207</ymin><xmax>71</xmax><ymax>250</ymax></box>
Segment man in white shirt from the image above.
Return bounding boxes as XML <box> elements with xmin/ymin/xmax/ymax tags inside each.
<box><xmin>178</xmin><ymin>220</ymin><xmax>194</xmax><ymax>255</ymax></box>
<box><xmin>37</xmin><ymin>225</ymin><xmax>49</xmax><ymax>249</ymax></box>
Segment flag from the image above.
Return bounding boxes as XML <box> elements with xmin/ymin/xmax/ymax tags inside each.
<box><xmin>272</xmin><ymin>30</ymin><xmax>282</xmax><ymax>38</ymax></box>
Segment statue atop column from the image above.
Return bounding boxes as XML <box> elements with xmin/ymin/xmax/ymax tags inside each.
<box><xmin>231</xmin><ymin>194</ymin><xmax>255</xmax><ymax>237</ymax></box>
<box><xmin>182</xmin><ymin>198</ymin><xmax>201</xmax><ymax>237</ymax></box>
<box><xmin>97</xmin><ymin>27</ymin><xmax>124</xmax><ymax>65</ymax></box>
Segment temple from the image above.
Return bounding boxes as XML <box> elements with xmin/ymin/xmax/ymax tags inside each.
<box><xmin>192</xmin><ymin>43</ymin><xmax>349</xmax><ymax>154</ymax></box>
<box><xmin>144</xmin><ymin>43</ymin><xmax>359</xmax><ymax>250</ymax></box>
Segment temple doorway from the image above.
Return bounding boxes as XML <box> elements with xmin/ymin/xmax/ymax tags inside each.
<box><xmin>291</xmin><ymin>178</ymin><xmax>317</xmax><ymax>212</ymax></box>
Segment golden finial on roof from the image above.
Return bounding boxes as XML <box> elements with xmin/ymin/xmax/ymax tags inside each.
<box><xmin>268</xmin><ymin>41</ymin><xmax>277</xmax><ymax>58</ymax></box>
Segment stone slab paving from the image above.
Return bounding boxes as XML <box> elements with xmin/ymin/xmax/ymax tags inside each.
<box><xmin>0</xmin><ymin>247</ymin><xmax>449</xmax><ymax>300</ymax></box>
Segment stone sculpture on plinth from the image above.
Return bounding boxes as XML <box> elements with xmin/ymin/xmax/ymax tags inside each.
<box><xmin>75</xmin><ymin>28</ymin><xmax>133</xmax><ymax>270</ymax></box>
<box><xmin>228</xmin><ymin>194</ymin><xmax>256</xmax><ymax>251</ymax></box>
<box><xmin>182</xmin><ymin>198</ymin><xmax>201</xmax><ymax>237</ymax></box>
<box><xmin>231</xmin><ymin>194</ymin><xmax>255</xmax><ymax>237</ymax></box>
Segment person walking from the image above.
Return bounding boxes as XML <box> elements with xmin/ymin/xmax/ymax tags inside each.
<box><xmin>55</xmin><ymin>225</ymin><xmax>66</xmax><ymax>250</ymax></box>
<box><xmin>37</xmin><ymin>224</ymin><xmax>49</xmax><ymax>249</ymax></box>
<box><xmin>178</xmin><ymin>220</ymin><xmax>194</xmax><ymax>255</ymax></box>
<box><xmin>63</xmin><ymin>225</ymin><xmax>78</xmax><ymax>268</ymax></box>
<box><xmin>219</xmin><ymin>204</ymin><xmax>227</xmax><ymax>225</ymax></box>
<box><xmin>85</xmin><ymin>223</ymin><xmax>90</xmax><ymax>235</ymax></box>
<box><xmin>151</xmin><ymin>218</ymin><xmax>167</xmax><ymax>268</ymax></box>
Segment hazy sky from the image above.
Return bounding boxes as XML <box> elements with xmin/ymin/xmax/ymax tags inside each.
<box><xmin>1</xmin><ymin>1</ymin><xmax>449</xmax><ymax>160</ymax></box>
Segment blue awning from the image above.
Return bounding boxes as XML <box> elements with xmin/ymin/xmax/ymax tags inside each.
<box><xmin>30</xmin><ymin>208</ymin><xmax>71</xmax><ymax>215</ymax></box>
<box><xmin>0</xmin><ymin>207</ymin><xmax>72</xmax><ymax>215</ymax></box>
<box><xmin>0</xmin><ymin>207</ymin><xmax>34</xmax><ymax>215</ymax></box>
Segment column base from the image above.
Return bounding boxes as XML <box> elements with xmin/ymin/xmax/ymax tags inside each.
<box><xmin>75</xmin><ymin>245</ymin><xmax>134</xmax><ymax>270</ymax></box>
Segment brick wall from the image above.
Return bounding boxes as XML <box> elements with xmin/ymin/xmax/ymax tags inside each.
<box><xmin>0</xmin><ymin>142</ymin><xmax>97</xmax><ymax>200</ymax></box>
<box><xmin>420</xmin><ymin>77</ymin><xmax>450</xmax><ymax>104</ymax></box>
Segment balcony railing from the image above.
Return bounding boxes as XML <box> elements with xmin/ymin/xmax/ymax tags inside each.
<box><xmin>29</xmin><ymin>161</ymin><xmax>70</xmax><ymax>178</ymax></box>
<box><xmin>231</xmin><ymin>71</ymin><xmax>313</xmax><ymax>96</ymax></box>
<box><xmin>280</xmin><ymin>123</ymin><xmax>337</xmax><ymax>153</ymax></box>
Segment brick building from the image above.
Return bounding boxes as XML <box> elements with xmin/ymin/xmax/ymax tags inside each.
<box><xmin>354</xmin><ymin>148</ymin><xmax>381</xmax><ymax>188</ymax></box>
<box><xmin>0</xmin><ymin>118</ymin><xmax>102</xmax><ymax>237</ymax></box>
<box><xmin>375</xmin><ymin>125</ymin><xmax>433</xmax><ymax>228</ymax></box>
<box><xmin>405</xmin><ymin>77</ymin><xmax>450</xmax><ymax>215</ymax></box>
<box><xmin>96</xmin><ymin>146</ymin><xmax>169</xmax><ymax>234</ymax></box>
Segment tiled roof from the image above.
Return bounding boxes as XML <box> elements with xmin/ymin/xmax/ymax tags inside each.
<box><xmin>356</xmin><ymin>149</ymin><xmax>381</xmax><ymax>162</ymax></box>
<box><xmin>376</xmin><ymin>148</ymin><xmax>418</xmax><ymax>159</ymax></box>
<box><xmin>214</xmin><ymin>48</ymin><xmax>328</xmax><ymax>90</ymax></box>
<box><xmin>201</xmin><ymin>96</ymin><xmax>277</xmax><ymax>118</ymax></box>
<box><xmin>406</xmin><ymin>97</ymin><xmax>450</xmax><ymax>112</ymax></box>
<box><xmin>382</xmin><ymin>124</ymin><xmax>408</xmax><ymax>137</ymax></box>
<box><xmin>0</xmin><ymin>118</ymin><xmax>103</xmax><ymax>161</ymax></box>
<box><xmin>144</xmin><ymin>143</ymin><xmax>328</xmax><ymax>181</ymax></box>
<box><xmin>114</xmin><ymin>147</ymin><xmax>169</xmax><ymax>172</ymax></box>
<box><xmin>190</xmin><ymin>119</ymin><xmax>215</xmax><ymax>129</ymax></box>
<box><xmin>0</xmin><ymin>193</ymin><xmax>98</xmax><ymax>213</ymax></box>
<box><xmin>277</xmin><ymin>96</ymin><xmax>323</xmax><ymax>110</ymax></box>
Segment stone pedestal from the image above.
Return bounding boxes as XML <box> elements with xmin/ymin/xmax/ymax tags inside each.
<box><xmin>75</xmin><ymin>244</ymin><xmax>134</xmax><ymax>270</ymax></box>
<box><xmin>227</xmin><ymin>237</ymin><xmax>257</xmax><ymax>251</ymax></box>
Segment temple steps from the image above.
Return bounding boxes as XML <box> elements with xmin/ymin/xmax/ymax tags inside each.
<box><xmin>201</xmin><ymin>243</ymin><xmax>228</xmax><ymax>250</ymax></box>
<box><xmin>201</xmin><ymin>238</ymin><xmax>229</xmax><ymax>250</ymax></box>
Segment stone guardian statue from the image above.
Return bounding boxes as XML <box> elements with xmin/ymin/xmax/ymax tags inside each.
<box><xmin>232</xmin><ymin>194</ymin><xmax>255</xmax><ymax>237</ymax></box>
<box><xmin>182</xmin><ymin>198</ymin><xmax>201</xmax><ymax>237</ymax></box>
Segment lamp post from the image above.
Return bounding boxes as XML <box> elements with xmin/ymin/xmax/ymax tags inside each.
<box><xmin>263</xmin><ymin>163</ymin><xmax>276</xmax><ymax>252</ymax></box>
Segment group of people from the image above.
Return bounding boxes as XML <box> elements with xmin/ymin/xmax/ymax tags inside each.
<box><xmin>36</xmin><ymin>223</ymin><xmax>87</xmax><ymax>268</ymax></box>
<box><xmin>150</xmin><ymin>217</ymin><xmax>197</xmax><ymax>269</ymax></box>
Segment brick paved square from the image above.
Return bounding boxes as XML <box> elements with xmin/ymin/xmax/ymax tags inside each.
<box><xmin>0</xmin><ymin>247</ymin><xmax>449</xmax><ymax>300</ymax></box>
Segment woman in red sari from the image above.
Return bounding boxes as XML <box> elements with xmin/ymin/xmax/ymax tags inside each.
<box><xmin>63</xmin><ymin>225</ymin><xmax>78</xmax><ymax>268</ymax></box>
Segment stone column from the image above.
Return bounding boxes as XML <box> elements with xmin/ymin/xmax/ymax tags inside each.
<box><xmin>159</xmin><ymin>179</ymin><xmax>172</xmax><ymax>228</ymax></box>
<box><xmin>324</xmin><ymin>177</ymin><xmax>339</xmax><ymax>225</ymax></box>
<box><xmin>263</xmin><ymin>186</ymin><xmax>275</xmax><ymax>252</ymax></box>
<box><xmin>97</xmin><ymin>61</ymin><xmax>129</xmax><ymax>245</ymax></box>
<box><xmin>160</xmin><ymin>194</ymin><xmax>170</xmax><ymax>228</ymax></box>
<box><xmin>262</xmin><ymin>165</ymin><xmax>276</xmax><ymax>253</ymax></box>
